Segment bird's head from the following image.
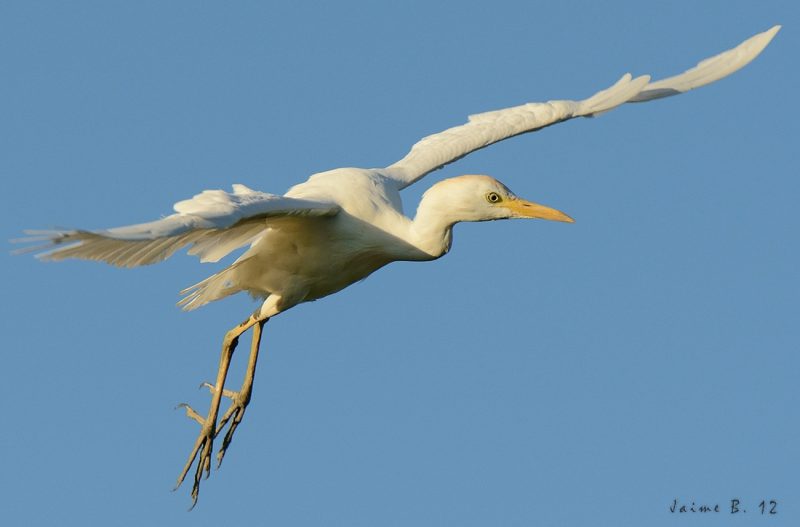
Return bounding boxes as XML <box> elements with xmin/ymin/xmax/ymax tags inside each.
<box><xmin>420</xmin><ymin>175</ymin><xmax>574</xmax><ymax>224</ymax></box>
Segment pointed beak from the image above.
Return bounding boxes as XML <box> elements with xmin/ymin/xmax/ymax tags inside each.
<box><xmin>506</xmin><ymin>198</ymin><xmax>574</xmax><ymax>223</ymax></box>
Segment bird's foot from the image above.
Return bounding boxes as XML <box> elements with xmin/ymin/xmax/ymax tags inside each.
<box><xmin>201</xmin><ymin>382</ymin><xmax>252</xmax><ymax>468</ymax></box>
<box><xmin>174</xmin><ymin>402</ymin><xmax>217</xmax><ymax>509</ymax></box>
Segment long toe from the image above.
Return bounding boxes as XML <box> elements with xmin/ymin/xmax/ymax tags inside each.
<box><xmin>176</xmin><ymin>403</ymin><xmax>205</xmax><ymax>425</ymax></box>
<box><xmin>201</xmin><ymin>382</ymin><xmax>238</xmax><ymax>400</ymax></box>
<box><xmin>175</xmin><ymin>419</ymin><xmax>216</xmax><ymax>509</ymax></box>
<box><xmin>216</xmin><ymin>403</ymin><xmax>246</xmax><ymax>467</ymax></box>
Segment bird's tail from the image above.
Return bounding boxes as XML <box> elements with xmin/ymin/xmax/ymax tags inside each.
<box><xmin>178</xmin><ymin>259</ymin><xmax>249</xmax><ymax>311</ymax></box>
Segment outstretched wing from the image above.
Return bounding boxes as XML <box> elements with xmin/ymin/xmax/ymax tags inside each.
<box><xmin>17</xmin><ymin>184</ymin><xmax>340</xmax><ymax>267</ymax></box>
<box><xmin>384</xmin><ymin>25</ymin><xmax>780</xmax><ymax>190</ymax></box>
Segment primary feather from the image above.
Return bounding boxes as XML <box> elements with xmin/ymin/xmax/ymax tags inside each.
<box><xmin>21</xmin><ymin>185</ymin><xmax>339</xmax><ymax>267</ymax></box>
<box><xmin>384</xmin><ymin>25</ymin><xmax>780</xmax><ymax>188</ymax></box>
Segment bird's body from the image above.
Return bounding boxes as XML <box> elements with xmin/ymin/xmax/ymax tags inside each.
<box><xmin>17</xmin><ymin>26</ymin><xmax>780</xmax><ymax>507</ymax></box>
<box><xmin>181</xmin><ymin>168</ymin><xmax>450</xmax><ymax>315</ymax></box>
<box><xmin>181</xmin><ymin>169</ymin><xmax>561</xmax><ymax>316</ymax></box>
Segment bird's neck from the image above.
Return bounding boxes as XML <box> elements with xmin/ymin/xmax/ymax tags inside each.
<box><xmin>408</xmin><ymin>194</ymin><xmax>460</xmax><ymax>259</ymax></box>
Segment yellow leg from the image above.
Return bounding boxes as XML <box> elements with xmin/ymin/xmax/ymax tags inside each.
<box><xmin>174</xmin><ymin>314</ymin><xmax>267</xmax><ymax>508</ymax></box>
<box><xmin>214</xmin><ymin>318</ymin><xmax>265</xmax><ymax>466</ymax></box>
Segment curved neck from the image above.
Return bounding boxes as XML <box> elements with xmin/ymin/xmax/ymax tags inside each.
<box><xmin>407</xmin><ymin>193</ymin><xmax>461</xmax><ymax>259</ymax></box>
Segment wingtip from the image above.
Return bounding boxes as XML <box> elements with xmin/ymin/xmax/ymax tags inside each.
<box><xmin>745</xmin><ymin>24</ymin><xmax>781</xmax><ymax>55</ymax></box>
<box><xmin>761</xmin><ymin>24</ymin><xmax>781</xmax><ymax>40</ymax></box>
<box><xmin>761</xmin><ymin>24</ymin><xmax>781</xmax><ymax>46</ymax></box>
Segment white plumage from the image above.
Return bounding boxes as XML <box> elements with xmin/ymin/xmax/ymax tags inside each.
<box><xmin>18</xmin><ymin>25</ymin><xmax>779</xmax><ymax>506</ymax></box>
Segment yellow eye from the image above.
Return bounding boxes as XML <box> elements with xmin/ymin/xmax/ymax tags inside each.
<box><xmin>486</xmin><ymin>192</ymin><xmax>502</xmax><ymax>203</ymax></box>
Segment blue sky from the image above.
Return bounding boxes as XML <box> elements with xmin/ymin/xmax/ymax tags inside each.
<box><xmin>2</xmin><ymin>1</ymin><xmax>797</xmax><ymax>525</ymax></box>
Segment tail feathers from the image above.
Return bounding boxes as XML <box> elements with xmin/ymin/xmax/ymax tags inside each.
<box><xmin>178</xmin><ymin>260</ymin><xmax>249</xmax><ymax>311</ymax></box>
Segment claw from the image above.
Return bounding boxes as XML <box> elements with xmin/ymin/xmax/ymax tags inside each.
<box><xmin>176</xmin><ymin>403</ymin><xmax>205</xmax><ymax>425</ymax></box>
<box><xmin>200</xmin><ymin>381</ymin><xmax>238</xmax><ymax>399</ymax></box>
<box><xmin>175</xmin><ymin>416</ymin><xmax>216</xmax><ymax>511</ymax></box>
<box><xmin>174</xmin><ymin>421</ymin><xmax>214</xmax><ymax>492</ymax></box>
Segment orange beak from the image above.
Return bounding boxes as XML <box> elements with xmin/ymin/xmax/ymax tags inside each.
<box><xmin>506</xmin><ymin>198</ymin><xmax>574</xmax><ymax>223</ymax></box>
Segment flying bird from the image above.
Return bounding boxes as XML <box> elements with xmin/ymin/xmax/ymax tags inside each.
<box><xmin>19</xmin><ymin>26</ymin><xmax>779</xmax><ymax>506</ymax></box>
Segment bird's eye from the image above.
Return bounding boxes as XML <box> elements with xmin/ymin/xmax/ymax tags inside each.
<box><xmin>486</xmin><ymin>192</ymin><xmax>502</xmax><ymax>203</ymax></box>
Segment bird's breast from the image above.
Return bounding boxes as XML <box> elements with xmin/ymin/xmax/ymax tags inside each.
<box><xmin>240</xmin><ymin>213</ymin><xmax>422</xmax><ymax>303</ymax></box>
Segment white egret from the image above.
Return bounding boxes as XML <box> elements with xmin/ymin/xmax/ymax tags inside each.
<box><xmin>19</xmin><ymin>26</ymin><xmax>779</xmax><ymax>506</ymax></box>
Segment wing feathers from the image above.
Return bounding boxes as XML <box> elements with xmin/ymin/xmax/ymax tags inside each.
<box><xmin>385</xmin><ymin>26</ymin><xmax>779</xmax><ymax>189</ymax></box>
<box><xmin>631</xmin><ymin>25</ymin><xmax>780</xmax><ymax>102</ymax></box>
<box><xmin>578</xmin><ymin>73</ymin><xmax>651</xmax><ymax>117</ymax></box>
<box><xmin>384</xmin><ymin>74</ymin><xmax>650</xmax><ymax>188</ymax></box>
<box><xmin>19</xmin><ymin>186</ymin><xmax>340</xmax><ymax>267</ymax></box>
<box><xmin>20</xmin><ymin>229</ymin><xmax>208</xmax><ymax>267</ymax></box>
